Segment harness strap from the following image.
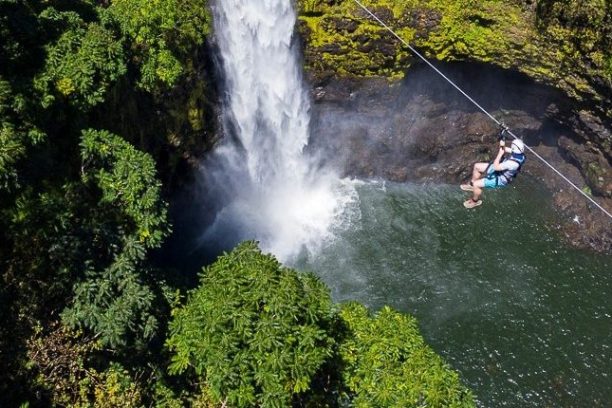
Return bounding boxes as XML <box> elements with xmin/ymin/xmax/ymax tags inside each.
<box><xmin>488</xmin><ymin>156</ymin><xmax>525</xmax><ymax>186</ymax></box>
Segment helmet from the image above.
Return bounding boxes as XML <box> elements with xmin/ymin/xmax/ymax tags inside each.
<box><xmin>511</xmin><ymin>139</ymin><xmax>525</xmax><ymax>154</ymax></box>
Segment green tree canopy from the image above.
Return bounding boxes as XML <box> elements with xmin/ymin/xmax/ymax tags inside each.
<box><xmin>107</xmin><ymin>0</ymin><xmax>211</xmax><ymax>90</ymax></box>
<box><xmin>27</xmin><ymin>323</ymin><xmax>144</xmax><ymax>408</ymax></box>
<box><xmin>79</xmin><ymin>128</ymin><xmax>170</xmax><ymax>249</ymax></box>
<box><xmin>167</xmin><ymin>241</ymin><xmax>335</xmax><ymax>408</ymax></box>
<box><xmin>34</xmin><ymin>8</ymin><xmax>127</xmax><ymax>110</ymax></box>
<box><xmin>62</xmin><ymin>129</ymin><xmax>170</xmax><ymax>348</ymax></box>
<box><xmin>338</xmin><ymin>302</ymin><xmax>476</xmax><ymax>408</ymax></box>
<box><xmin>0</xmin><ymin>0</ymin><xmax>212</xmax><ymax>404</ymax></box>
<box><xmin>0</xmin><ymin>79</ymin><xmax>28</xmax><ymax>189</ymax></box>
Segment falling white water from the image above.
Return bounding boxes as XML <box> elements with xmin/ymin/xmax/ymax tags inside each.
<box><xmin>203</xmin><ymin>0</ymin><xmax>358</xmax><ymax>261</ymax></box>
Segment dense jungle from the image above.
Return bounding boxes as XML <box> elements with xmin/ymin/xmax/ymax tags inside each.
<box><xmin>1</xmin><ymin>0</ymin><xmax>610</xmax><ymax>407</ymax></box>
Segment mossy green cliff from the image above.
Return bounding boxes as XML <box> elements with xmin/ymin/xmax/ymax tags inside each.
<box><xmin>297</xmin><ymin>0</ymin><xmax>612</xmax><ymax>129</ymax></box>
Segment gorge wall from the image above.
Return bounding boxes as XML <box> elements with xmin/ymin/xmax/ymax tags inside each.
<box><xmin>294</xmin><ymin>0</ymin><xmax>612</xmax><ymax>252</ymax></box>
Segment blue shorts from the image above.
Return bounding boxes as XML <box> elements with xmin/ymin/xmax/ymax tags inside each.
<box><xmin>483</xmin><ymin>165</ymin><xmax>508</xmax><ymax>189</ymax></box>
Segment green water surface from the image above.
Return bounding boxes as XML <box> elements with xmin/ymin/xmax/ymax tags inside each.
<box><xmin>299</xmin><ymin>177</ymin><xmax>612</xmax><ymax>407</ymax></box>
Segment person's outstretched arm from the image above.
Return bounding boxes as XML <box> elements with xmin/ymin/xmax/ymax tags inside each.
<box><xmin>492</xmin><ymin>141</ymin><xmax>507</xmax><ymax>171</ymax></box>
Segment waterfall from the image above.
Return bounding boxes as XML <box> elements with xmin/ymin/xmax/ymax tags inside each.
<box><xmin>202</xmin><ymin>0</ymin><xmax>357</xmax><ymax>261</ymax></box>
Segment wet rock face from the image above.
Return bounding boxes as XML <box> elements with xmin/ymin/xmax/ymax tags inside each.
<box><xmin>297</xmin><ymin>0</ymin><xmax>612</xmax><ymax>168</ymax></box>
<box><xmin>308</xmin><ymin>63</ymin><xmax>612</xmax><ymax>253</ymax></box>
<box><xmin>310</xmin><ymin>63</ymin><xmax>562</xmax><ymax>181</ymax></box>
<box><xmin>558</xmin><ymin>136</ymin><xmax>612</xmax><ymax>198</ymax></box>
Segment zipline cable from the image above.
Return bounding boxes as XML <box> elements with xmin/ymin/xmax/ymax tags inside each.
<box><xmin>352</xmin><ymin>0</ymin><xmax>612</xmax><ymax>221</ymax></box>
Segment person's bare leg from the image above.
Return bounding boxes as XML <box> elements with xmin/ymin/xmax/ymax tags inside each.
<box><xmin>471</xmin><ymin>162</ymin><xmax>489</xmax><ymax>183</ymax></box>
<box><xmin>471</xmin><ymin>179</ymin><xmax>486</xmax><ymax>202</ymax></box>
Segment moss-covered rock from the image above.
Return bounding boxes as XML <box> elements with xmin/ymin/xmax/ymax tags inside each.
<box><xmin>299</xmin><ymin>1</ymin><xmax>417</xmax><ymax>80</ymax></box>
<box><xmin>297</xmin><ymin>0</ymin><xmax>612</xmax><ymax>125</ymax></box>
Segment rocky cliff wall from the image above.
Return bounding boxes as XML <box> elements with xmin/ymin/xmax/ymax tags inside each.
<box><xmin>297</xmin><ymin>0</ymin><xmax>612</xmax><ymax>252</ymax></box>
<box><xmin>298</xmin><ymin>0</ymin><xmax>611</xmax><ymax>189</ymax></box>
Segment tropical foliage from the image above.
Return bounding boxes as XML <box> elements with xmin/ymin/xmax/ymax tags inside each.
<box><xmin>168</xmin><ymin>242</ymin><xmax>335</xmax><ymax>407</ymax></box>
<box><xmin>34</xmin><ymin>11</ymin><xmax>126</xmax><ymax>109</ymax></box>
<box><xmin>0</xmin><ymin>0</ymin><xmax>512</xmax><ymax>406</ymax></box>
<box><xmin>339</xmin><ymin>303</ymin><xmax>474</xmax><ymax>407</ymax></box>
<box><xmin>0</xmin><ymin>0</ymin><xmax>210</xmax><ymax>404</ymax></box>
<box><xmin>108</xmin><ymin>0</ymin><xmax>211</xmax><ymax>90</ymax></box>
<box><xmin>61</xmin><ymin>129</ymin><xmax>170</xmax><ymax>348</ymax></box>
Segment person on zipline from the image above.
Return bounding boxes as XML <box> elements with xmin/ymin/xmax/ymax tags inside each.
<box><xmin>461</xmin><ymin>132</ymin><xmax>526</xmax><ymax>208</ymax></box>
